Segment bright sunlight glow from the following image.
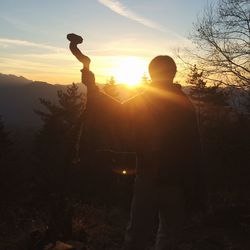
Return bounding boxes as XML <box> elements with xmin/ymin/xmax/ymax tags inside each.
<box><xmin>111</xmin><ymin>57</ymin><xmax>148</xmax><ymax>87</ymax></box>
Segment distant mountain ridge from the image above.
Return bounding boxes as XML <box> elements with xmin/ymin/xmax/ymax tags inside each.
<box><xmin>0</xmin><ymin>73</ymin><xmax>72</xmax><ymax>128</ymax></box>
<box><xmin>0</xmin><ymin>73</ymin><xmax>33</xmax><ymax>87</ymax></box>
<box><xmin>0</xmin><ymin>73</ymin><xmax>248</xmax><ymax>129</ymax></box>
<box><xmin>0</xmin><ymin>73</ymin><xmax>141</xmax><ymax>128</ymax></box>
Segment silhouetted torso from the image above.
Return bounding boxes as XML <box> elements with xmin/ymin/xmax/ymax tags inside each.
<box><xmin>84</xmin><ymin>82</ymin><xmax>202</xmax><ymax>189</ymax></box>
<box><xmin>124</xmin><ymin>83</ymin><xmax>202</xmax><ymax>187</ymax></box>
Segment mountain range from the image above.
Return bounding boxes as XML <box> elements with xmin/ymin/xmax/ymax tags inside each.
<box><xmin>0</xmin><ymin>73</ymin><xmax>72</xmax><ymax>128</ymax></box>
<box><xmin>0</xmin><ymin>73</ymin><xmax>248</xmax><ymax>130</ymax></box>
<box><xmin>0</xmin><ymin>73</ymin><xmax>140</xmax><ymax>129</ymax></box>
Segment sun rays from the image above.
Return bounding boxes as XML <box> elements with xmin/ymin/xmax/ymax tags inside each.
<box><xmin>109</xmin><ymin>56</ymin><xmax>148</xmax><ymax>87</ymax></box>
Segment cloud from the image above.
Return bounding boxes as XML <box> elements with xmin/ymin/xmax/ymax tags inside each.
<box><xmin>98</xmin><ymin>0</ymin><xmax>165</xmax><ymax>31</ymax></box>
<box><xmin>0</xmin><ymin>38</ymin><xmax>66</xmax><ymax>53</ymax></box>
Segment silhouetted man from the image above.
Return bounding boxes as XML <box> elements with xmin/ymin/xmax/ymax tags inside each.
<box><xmin>68</xmin><ymin>36</ymin><xmax>205</xmax><ymax>249</ymax></box>
<box><xmin>122</xmin><ymin>56</ymin><xmax>205</xmax><ymax>250</ymax></box>
<box><xmin>83</xmin><ymin>56</ymin><xmax>205</xmax><ymax>250</ymax></box>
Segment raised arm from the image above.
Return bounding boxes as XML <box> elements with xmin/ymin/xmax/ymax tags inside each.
<box><xmin>67</xmin><ymin>33</ymin><xmax>91</xmax><ymax>70</ymax></box>
<box><xmin>67</xmin><ymin>33</ymin><xmax>129</xmax><ymax>152</ymax></box>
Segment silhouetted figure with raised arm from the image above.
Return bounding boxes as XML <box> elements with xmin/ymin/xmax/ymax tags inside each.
<box><xmin>122</xmin><ymin>56</ymin><xmax>206</xmax><ymax>250</ymax></box>
<box><xmin>68</xmin><ymin>34</ymin><xmax>206</xmax><ymax>250</ymax></box>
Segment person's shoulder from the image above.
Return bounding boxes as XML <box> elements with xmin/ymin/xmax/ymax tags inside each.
<box><xmin>168</xmin><ymin>84</ymin><xmax>195</xmax><ymax>111</ymax></box>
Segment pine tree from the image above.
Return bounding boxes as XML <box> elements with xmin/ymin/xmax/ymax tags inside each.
<box><xmin>107</xmin><ymin>76</ymin><xmax>116</xmax><ymax>86</ymax></box>
<box><xmin>104</xmin><ymin>76</ymin><xmax>118</xmax><ymax>97</ymax></box>
<box><xmin>34</xmin><ymin>83</ymin><xmax>85</xmax><ymax>239</ymax></box>
<box><xmin>140</xmin><ymin>73</ymin><xmax>150</xmax><ymax>85</ymax></box>
<box><xmin>0</xmin><ymin>116</ymin><xmax>10</xmax><ymax>160</ymax></box>
<box><xmin>187</xmin><ymin>65</ymin><xmax>226</xmax><ymax>125</ymax></box>
<box><xmin>0</xmin><ymin>116</ymin><xmax>12</xmax><ymax>200</ymax></box>
<box><xmin>35</xmin><ymin>83</ymin><xmax>84</xmax><ymax>162</ymax></box>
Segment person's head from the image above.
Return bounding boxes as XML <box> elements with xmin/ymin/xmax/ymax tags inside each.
<box><xmin>148</xmin><ymin>55</ymin><xmax>177</xmax><ymax>84</ymax></box>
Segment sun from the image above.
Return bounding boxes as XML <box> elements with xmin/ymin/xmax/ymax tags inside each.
<box><xmin>112</xmin><ymin>57</ymin><xmax>149</xmax><ymax>87</ymax></box>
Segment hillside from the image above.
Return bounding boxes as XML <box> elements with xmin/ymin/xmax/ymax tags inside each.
<box><xmin>0</xmin><ymin>73</ymin><xmax>32</xmax><ymax>87</ymax></box>
<box><xmin>0</xmin><ymin>73</ymin><xmax>248</xmax><ymax>129</ymax></box>
<box><xmin>0</xmin><ymin>73</ymin><xmax>140</xmax><ymax>128</ymax></box>
<box><xmin>0</xmin><ymin>74</ymin><xmax>78</xmax><ymax>128</ymax></box>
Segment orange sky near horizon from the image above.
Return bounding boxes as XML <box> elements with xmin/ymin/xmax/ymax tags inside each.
<box><xmin>0</xmin><ymin>0</ymin><xmax>206</xmax><ymax>86</ymax></box>
<box><xmin>1</xmin><ymin>52</ymin><xmax>187</xmax><ymax>86</ymax></box>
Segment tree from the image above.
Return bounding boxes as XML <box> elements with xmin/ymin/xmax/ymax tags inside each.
<box><xmin>190</xmin><ymin>0</ymin><xmax>250</xmax><ymax>88</ymax></box>
<box><xmin>186</xmin><ymin>65</ymin><xmax>227</xmax><ymax>126</ymax></box>
<box><xmin>104</xmin><ymin>76</ymin><xmax>118</xmax><ymax>97</ymax></box>
<box><xmin>140</xmin><ymin>73</ymin><xmax>151</xmax><ymax>85</ymax></box>
<box><xmin>0</xmin><ymin>116</ymin><xmax>10</xmax><ymax>160</ymax></box>
<box><xmin>0</xmin><ymin>116</ymin><xmax>12</xmax><ymax>200</ymax></box>
<box><xmin>107</xmin><ymin>76</ymin><xmax>116</xmax><ymax>86</ymax></box>
<box><xmin>34</xmin><ymin>83</ymin><xmax>85</xmax><ymax>239</ymax></box>
<box><xmin>35</xmin><ymin>83</ymin><xmax>85</xmax><ymax>163</ymax></box>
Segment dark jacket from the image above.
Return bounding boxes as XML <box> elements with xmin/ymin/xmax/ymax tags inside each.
<box><xmin>83</xmin><ymin>72</ymin><xmax>206</xmax><ymax>212</ymax></box>
<box><xmin>124</xmin><ymin>84</ymin><xmax>202</xmax><ymax>185</ymax></box>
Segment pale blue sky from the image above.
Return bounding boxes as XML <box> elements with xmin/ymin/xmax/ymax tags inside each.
<box><xmin>0</xmin><ymin>0</ymin><xmax>209</xmax><ymax>84</ymax></box>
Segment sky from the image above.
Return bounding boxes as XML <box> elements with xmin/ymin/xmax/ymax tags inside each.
<box><xmin>0</xmin><ymin>0</ymin><xmax>209</xmax><ymax>85</ymax></box>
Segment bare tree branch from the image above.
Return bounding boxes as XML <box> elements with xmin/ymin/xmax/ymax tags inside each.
<box><xmin>187</xmin><ymin>0</ymin><xmax>250</xmax><ymax>87</ymax></box>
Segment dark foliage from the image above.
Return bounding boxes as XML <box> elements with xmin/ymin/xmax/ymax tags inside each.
<box><xmin>33</xmin><ymin>83</ymin><xmax>85</xmax><ymax>239</ymax></box>
<box><xmin>0</xmin><ymin>116</ymin><xmax>11</xmax><ymax>160</ymax></box>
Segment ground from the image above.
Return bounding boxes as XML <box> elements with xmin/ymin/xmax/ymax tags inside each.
<box><xmin>0</xmin><ymin>191</ymin><xmax>250</xmax><ymax>250</ymax></box>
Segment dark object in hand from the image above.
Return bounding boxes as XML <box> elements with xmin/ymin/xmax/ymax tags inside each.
<box><xmin>67</xmin><ymin>33</ymin><xmax>90</xmax><ymax>70</ymax></box>
<box><xmin>67</xmin><ymin>33</ymin><xmax>83</xmax><ymax>44</ymax></box>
